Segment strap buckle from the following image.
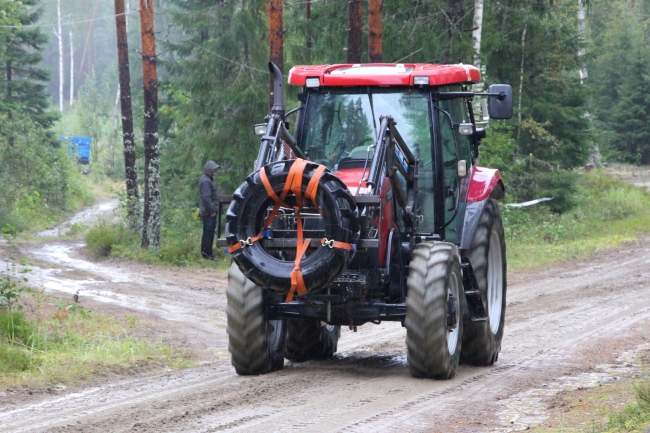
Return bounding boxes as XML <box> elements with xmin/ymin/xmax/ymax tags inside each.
<box><xmin>239</xmin><ymin>237</ymin><xmax>254</xmax><ymax>248</ymax></box>
<box><xmin>322</xmin><ymin>238</ymin><xmax>334</xmax><ymax>248</ymax></box>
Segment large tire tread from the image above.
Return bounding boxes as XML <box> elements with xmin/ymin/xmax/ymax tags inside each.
<box><xmin>460</xmin><ymin>198</ymin><xmax>507</xmax><ymax>366</ymax></box>
<box><xmin>285</xmin><ymin>320</ymin><xmax>340</xmax><ymax>362</ymax></box>
<box><xmin>226</xmin><ymin>264</ymin><xmax>285</xmax><ymax>375</ymax></box>
<box><xmin>406</xmin><ymin>242</ymin><xmax>464</xmax><ymax>379</ymax></box>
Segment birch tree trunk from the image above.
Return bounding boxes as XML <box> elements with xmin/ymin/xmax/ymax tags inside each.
<box><xmin>140</xmin><ymin>0</ymin><xmax>161</xmax><ymax>249</ymax></box>
<box><xmin>69</xmin><ymin>31</ymin><xmax>74</xmax><ymax>107</ymax></box>
<box><xmin>268</xmin><ymin>0</ymin><xmax>283</xmax><ymax>110</ymax></box>
<box><xmin>472</xmin><ymin>0</ymin><xmax>484</xmax><ymax>69</ymax></box>
<box><xmin>577</xmin><ymin>0</ymin><xmax>588</xmax><ymax>82</ymax></box>
<box><xmin>347</xmin><ymin>0</ymin><xmax>362</xmax><ymax>63</ymax></box>
<box><xmin>115</xmin><ymin>0</ymin><xmax>140</xmax><ymax>231</ymax></box>
<box><xmin>516</xmin><ymin>24</ymin><xmax>527</xmax><ymax>147</ymax></box>
<box><xmin>368</xmin><ymin>0</ymin><xmax>383</xmax><ymax>63</ymax></box>
<box><xmin>471</xmin><ymin>0</ymin><xmax>485</xmax><ymax>102</ymax></box>
<box><xmin>57</xmin><ymin>0</ymin><xmax>63</xmax><ymax>112</ymax></box>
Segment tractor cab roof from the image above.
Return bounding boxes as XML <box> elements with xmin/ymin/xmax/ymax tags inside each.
<box><xmin>288</xmin><ymin>63</ymin><xmax>481</xmax><ymax>88</ymax></box>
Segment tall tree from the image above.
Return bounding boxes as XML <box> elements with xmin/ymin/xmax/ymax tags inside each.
<box><xmin>0</xmin><ymin>0</ymin><xmax>58</xmax><ymax>138</ymax></box>
<box><xmin>472</xmin><ymin>0</ymin><xmax>484</xmax><ymax>69</ymax></box>
<box><xmin>114</xmin><ymin>0</ymin><xmax>140</xmax><ymax>231</ymax></box>
<box><xmin>69</xmin><ymin>30</ymin><xmax>74</xmax><ymax>107</ymax></box>
<box><xmin>347</xmin><ymin>0</ymin><xmax>362</xmax><ymax>63</ymax></box>
<box><xmin>55</xmin><ymin>0</ymin><xmax>63</xmax><ymax>112</ymax></box>
<box><xmin>139</xmin><ymin>0</ymin><xmax>161</xmax><ymax>249</ymax></box>
<box><xmin>368</xmin><ymin>0</ymin><xmax>383</xmax><ymax>62</ymax></box>
<box><xmin>269</xmin><ymin>0</ymin><xmax>283</xmax><ymax>108</ymax></box>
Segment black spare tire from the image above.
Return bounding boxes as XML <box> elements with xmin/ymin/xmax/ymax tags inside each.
<box><xmin>226</xmin><ymin>159</ymin><xmax>358</xmax><ymax>294</ymax></box>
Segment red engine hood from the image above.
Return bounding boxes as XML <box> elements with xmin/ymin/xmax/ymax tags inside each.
<box><xmin>334</xmin><ymin>168</ymin><xmax>369</xmax><ymax>195</ymax></box>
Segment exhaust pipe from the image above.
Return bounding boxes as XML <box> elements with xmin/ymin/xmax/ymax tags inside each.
<box><xmin>269</xmin><ymin>62</ymin><xmax>285</xmax><ymax>120</ymax></box>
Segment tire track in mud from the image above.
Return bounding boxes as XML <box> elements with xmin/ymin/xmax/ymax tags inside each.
<box><xmin>2</xmin><ymin>210</ymin><xmax>650</xmax><ymax>432</ymax></box>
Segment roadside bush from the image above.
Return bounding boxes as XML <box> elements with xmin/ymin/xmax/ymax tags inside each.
<box><xmin>0</xmin><ymin>310</ymin><xmax>44</xmax><ymax>349</ymax></box>
<box><xmin>0</xmin><ymin>343</ymin><xmax>33</xmax><ymax>373</ymax></box>
<box><xmin>505</xmin><ymin>168</ymin><xmax>650</xmax><ymax>270</ymax></box>
<box><xmin>86</xmin><ymin>222</ymin><xmax>138</xmax><ymax>258</ymax></box>
<box><xmin>635</xmin><ymin>378</ymin><xmax>650</xmax><ymax>406</ymax></box>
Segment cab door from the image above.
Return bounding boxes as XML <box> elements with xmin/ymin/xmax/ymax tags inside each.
<box><xmin>436</xmin><ymin>88</ymin><xmax>472</xmax><ymax>243</ymax></box>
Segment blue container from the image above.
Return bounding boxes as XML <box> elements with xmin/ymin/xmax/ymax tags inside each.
<box><xmin>59</xmin><ymin>136</ymin><xmax>91</xmax><ymax>164</ymax></box>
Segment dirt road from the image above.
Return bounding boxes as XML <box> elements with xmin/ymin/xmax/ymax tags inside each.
<box><xmin>1</xmin><ymin>202</ymin><xmax>649</xmax><ymax>432</ymax></box>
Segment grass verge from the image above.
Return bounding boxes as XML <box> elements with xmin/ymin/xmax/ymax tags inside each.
<box><xmin>530</xmin><ymin>375</ymin><xmax>650</xmax><ymax>432</ymax></box>
<box><xmin>0</xmin><ymin>290</ymin><xmax>192</xmax><ymax>390</ymax></box>
<box><xmin>505</xmin><ymin>169</ymin><xmax>650</xmax><ymax>271</ymax></box>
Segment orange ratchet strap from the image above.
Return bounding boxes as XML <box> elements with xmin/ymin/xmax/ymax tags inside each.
<box><xmin>228</xmin><ymin>159</ymin><xmax>355</xmax><ymax>302</ymax></box>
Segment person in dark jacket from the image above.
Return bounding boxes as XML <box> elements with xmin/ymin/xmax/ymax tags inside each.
<box><xmin>199</xmin><ymin>160</ymin><xmax>220</xmax><ymax>259</ymax></box>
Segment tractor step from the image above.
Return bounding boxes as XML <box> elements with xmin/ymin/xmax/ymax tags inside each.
<box><xmin>461</xmin><ymin>262</ymin><xmax>488</xmax><ymax>322</ymax></box>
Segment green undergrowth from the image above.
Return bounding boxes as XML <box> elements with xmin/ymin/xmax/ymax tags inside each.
<box><xmin>0</xmin><ymin>290</ymin><xmax>192</xmax><ymax>390</ymax></box>
<box><xmin>506</xmin><ymin>169</ymin><xmax>650</xmax><ymax>271</ymax></box>
<box><xmin>85</xmin><ymin>216</ymin><xmax>228</xmax><ymax>269</ymax></box>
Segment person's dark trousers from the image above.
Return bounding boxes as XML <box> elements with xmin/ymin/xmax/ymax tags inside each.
<box><xmin>201</xmin><ymin>215</ymin><xmax>217</xmax><ymax>258</ymax></box>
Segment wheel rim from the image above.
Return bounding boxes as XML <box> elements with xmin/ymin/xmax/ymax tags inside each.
<box><xmin>267</xmin><ymin>319</ymin><xmax>285</xmax><ymax>351</ymax></box>
<box><xmin>446</xmin><ymin>273</ymin><xmax>460</xmax><ymax>355</ymax></box>
<box><xmin>487</xmin><ymin>231</ymin><xmax>504</xmax><ymax>334</ymax></box>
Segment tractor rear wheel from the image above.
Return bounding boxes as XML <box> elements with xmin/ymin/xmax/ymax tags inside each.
<box><xmin>226</xmin><ymin>263</ymin><xmax>286</xmax><ymax>375</ymax></box>
<box><xmin>285</xmin><ymin>320</ymin><xmax>340</xmax><ymax>362</ymax></box>
<box><xmin>406</xmin><ymin>242</ymin><xmax>464</xmax><ymax>379</ymax></box>
<box><xmin>460</xmin><ymin>198</ymin><xmax>507</xmax><ymax>366</ymax></box>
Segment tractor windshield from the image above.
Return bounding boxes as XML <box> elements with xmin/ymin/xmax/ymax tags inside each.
<box><xmin>299</xmin><ymin>87</ymin><xmax>431</xmax><ymax>170</ymax></box>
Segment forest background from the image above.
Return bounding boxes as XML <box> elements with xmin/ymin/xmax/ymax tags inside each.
<box><xmin>1</xmin><ymin>0</ymin><xmax>650</xmax><ymax>260</ymax></box>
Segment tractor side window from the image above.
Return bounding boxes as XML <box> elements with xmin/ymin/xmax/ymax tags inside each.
<box><xmin>438</xmin><ymin>89</ymin><xmax>472</xmax><ymax>164</ymax></box>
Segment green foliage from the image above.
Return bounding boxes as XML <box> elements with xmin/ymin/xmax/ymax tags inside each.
<box><xmin>483</xmin><ymin>0</ymin><xmax>592</xmax><ymax>170</ymax></box>
<box><xmin>588</xmin><ymin>0</ymin><xmax>650</xmax><ymax>165</ymax></box>
<box><xmin>0</xmin><ymin>0</ymin><xmax>59</xmax><ymax>132</ymax></box>
<box><xmin>478</xmin><ymin>121</ymin><xmax>517</xmax><ymax>173</ymax></box>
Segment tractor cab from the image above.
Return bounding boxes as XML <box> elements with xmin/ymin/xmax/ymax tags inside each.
<box><xmin>289</xmin><ymin>63</ymin><xmax>508</xmax><ymax>243</ymax></box>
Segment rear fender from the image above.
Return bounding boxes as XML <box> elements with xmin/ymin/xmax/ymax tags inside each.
<box><xmin>459</xmin><ymin>167</ymin><xmax>505</xmax><ymax>250</ymax></box>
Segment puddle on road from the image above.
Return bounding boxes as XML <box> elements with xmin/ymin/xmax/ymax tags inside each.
<box><xmin>492</xmin><ymin>343</ymin><xmax>650</xmax><ymax>432</ymax></box>
<box><xmin>23</xmin><ymin>242</ymin><xmax>227</xmax><ymax>330</ymax></box>
<box><xmin>36</xmin><ymin>200</ymin><xmax>117</xmax><ymax>237</ymax></box>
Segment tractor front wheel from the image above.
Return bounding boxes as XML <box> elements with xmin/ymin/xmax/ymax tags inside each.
<box><xmin>461</xmin><ymin>198</ymin><xmax>507</xmax><ymax>366</ymax></box>
<box><xmin>406</xmin><ymin>242</ymin><xmax>464</xmax><ymax>379</ymax></box>
<box><xmin>226</xmin><ymin>263</ymin><xmax>286</xmax><ymax>375</ymax></box>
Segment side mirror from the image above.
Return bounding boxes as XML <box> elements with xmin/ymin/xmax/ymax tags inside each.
<box><xmin>487</xmin><ymin>84</ymin><xmax>513</xmax><ymax>119</ymax></box>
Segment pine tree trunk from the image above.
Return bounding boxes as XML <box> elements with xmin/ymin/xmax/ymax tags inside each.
<box><xmin>115</xmin><ymin>0</ymin><xmax>140</xmax><ymax>232</ymax></box>
<box><xmin>368</xmin><ymin>0</ymin><xmax>383</xmax><ymax>63</ymax></box>
<box><xmin>347</xmin><ymin>0</ymin><xmax>362</xmax><ymax>63</ymax></box>
<box><xmin>268</xmin><ymin>0</ymin><xmax>283</xmax><ymax>110</ymax></box>
<box><xmin>139</xmin><ymin>0</ymin><xmax>161</xmax><ymax>249</ymax></box>
<box><xmin>69</xmin><ymin>31</ymin><xmax>74</xmax><ymax>107</ymax></box>
<box><xmin>306</xmin><ymin>0</ymin><xmax>311</xmax><ymax>63</ymax></box>
<box><xmin>57</xmin><ymin>0</ymin><xmax>64</xmax><ymax>112</ymax></box>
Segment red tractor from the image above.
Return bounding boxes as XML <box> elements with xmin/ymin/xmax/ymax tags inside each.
<box><xmin>218</xmin><ymin>62</ymin><xmax>512</xmax><ymax>379</ymax></box>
